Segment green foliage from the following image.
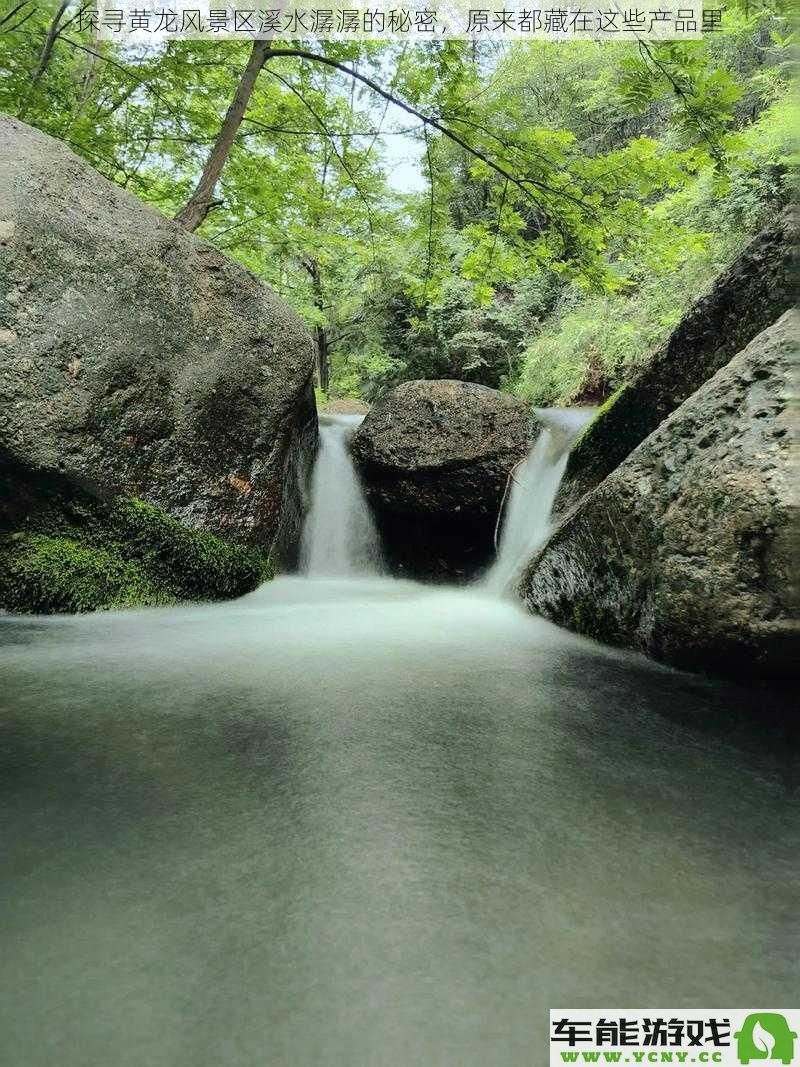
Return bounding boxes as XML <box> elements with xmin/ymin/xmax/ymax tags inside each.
<box><xmin>0</xmin><ymin>498</ymin><xmax>271</xmax><ymax>615</ymax></box>
<box><xmin>616</xmin><ymin>44</ymin><xmax>743</xmax><ymax>163</ymax></box>
<box><xmin>364</xmin><ymin>273</ymin><xmax>560</xmax><ymax>394</ymax></box>
<box><xmin>0</xmin><ymin>10</ymin><xmax>793</xmax><ymax>404</ymax></box>
<box><xmin>515</xmin><ymin>97</ymin><xmax>794</xmax><ymax>407</ymax></box>
<box><xmin>108</xmin><ymin>499</ymin><xmax>272</xmax><ymax>599</ymax></box>
<box><xmin>515</xmin><ymin>241</ymin><xmax>737</xmax><ymax>406</ymax></box>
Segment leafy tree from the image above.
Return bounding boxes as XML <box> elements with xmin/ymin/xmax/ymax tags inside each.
<box><xmin>0</xmin><ymin>3</ymin><xmax>793</xmax><ymax>403</ymax></box>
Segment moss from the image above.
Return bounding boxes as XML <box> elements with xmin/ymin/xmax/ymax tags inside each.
<box><xmin>571</xmin><ymin>596</ymin><xmax>623</xmax><ymax>643</ymax></box>
<box><xmin>0</xmin><ymin>499</ymin><xmax>274</xmax><ymax>615</ymax></box>
<box><xmin>108</xmin><ymin>499</ymin><xmax>272</xmax><ymax>600</ymax></box>
<box><xmin>0</xmin><ymin>534</ymin><xmax>170</xmax><ymax>614</ymax></box>
<box><xmin>593</xmin><ymin>383</ymin><xmax>628</xmax><ymax>423</ymax></box>
<box><xmin>565</xmin><ymin>381</ymin><xmax>656</xmax><ymax>489</ymax></box>
<box><xmin>569</xmin><ymin>384</ymin><xmax>629</xmax><ymax>459</ymax></box>
<box><xmin>571</xmin><ymin>385</ymin><xmax>629</xmax><ymax>452</ymax></box>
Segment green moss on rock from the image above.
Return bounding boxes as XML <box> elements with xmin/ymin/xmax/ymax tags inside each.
<box><xmin>570</xmin><ymin>385</ymin><xmax>628</xmax><ymax>452</ymax></box>
<box><xmin>108</xmin><ymin>499</ymin><xmax>273</xmax><ymax>599</ymax></box>
<box><xmin>571</xmin><ymin>596</ymin><xmax>624</xmax><ymax>644</ymax></box>
<box><xmin>565</xmin><ymin>382</ymin><xmax>655</xmax><ymax>489</ymax></box>
<box><xmin>0</xmin><ymin>535</ymin><xmax>167</xmax><ymax>614</ymax></box>
<box><xmin>0</xmin><ymin>498</ymin><xmax>273</xmax><ymax>615</ymax></box>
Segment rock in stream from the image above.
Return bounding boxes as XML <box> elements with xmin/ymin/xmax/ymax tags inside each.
<box><xmin>352</xmin><ymin>379</ymin><xmax>531</xmax><ymax>579</ymax></box>
<box><xmin>0</xmin><ymin>116</ymin><xmax>317</xmax><ymax>611</ymax></box>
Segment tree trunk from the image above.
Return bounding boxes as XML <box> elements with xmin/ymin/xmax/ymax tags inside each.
<box><xmin>175</xmin><ymin>40</ymin><xmax>273</xmax><ymax>232</ymax></box>
<box><xmin>305</xmin><ymin>259</ymin><xmax>330</xmax><ymax>393</ymax></box>
<box><xmin>72</xmin><ymin>40</ymin><xmax>104</xmax><ymax>119</ymax></box>
<box><xmin>19</xmin><ymin>0</ymin><xmax>69</xmax><ymax>118</ymax></box>
<box><xmin>316</xmin><ymin>324</ymin><xmax>330</xmax><ymax>394</ymax></box>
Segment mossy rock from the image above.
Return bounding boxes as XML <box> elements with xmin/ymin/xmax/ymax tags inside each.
<box><xmin>107</xmin><ymin>498</ymin><xmax>273</xmax><ymax>600</ymax></box>
<box><xmin>521</xmin><ymin>312</ymin><xmax>799</xmax><ymax>678</ymax></box>
<box><xmin>566</xmin><ymin>383</ymin><xmax>655</xmax><ymax>487</ymax></box>
<box><xmin>571</xmin><ymin>595</ymin><xmax>626</xmax><ymax>644</ymax></box>
<box><xmin>0</xmin><ymin>499</ymin><xmax>273</xmax><ymax>615</ymax></box>
<box><xmin>0</xmin><ymin>535</ymin><xmax>170</xmax><ymax>614</ymax></box>
<box><xmin>0</xmin><ymin>115</ymin><xmax>316</xmax><ymax>554</ymax></box>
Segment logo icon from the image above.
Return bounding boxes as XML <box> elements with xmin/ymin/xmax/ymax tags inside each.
<box><xmin>735</xmin><ymin>1013</ymin><xmax>797</xmax><ymax>1065</ymax></box>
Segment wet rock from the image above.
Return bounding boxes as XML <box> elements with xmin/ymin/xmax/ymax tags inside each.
<box><xmin>0</xmin><ymin>116</ymin><xmax>317</xmax><ymax>560</ymax></box>
<box><xmin>520</xmin><ymin>311</ymin><xmax>800</xmax><ymax>677</ymax></box>
<box><xmin>352</xmin><ymin>379</ymin><xmax>531</xmax><ymax>578</ymax></box>
<box><xmin>557</xmin><ymin>205</ymin><xmax>799</xmax><ymax>516</ymax></box>
<box><xmin>0</xmin><ymin>449</ymin><xmax>271</xmax><ymax>613</ymax></box>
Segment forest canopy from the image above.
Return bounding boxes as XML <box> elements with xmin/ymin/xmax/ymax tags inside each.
<box><xmin>1</xmin><ymin>0</ymin><xmax>795</xmax><ymax>404</ymax></box>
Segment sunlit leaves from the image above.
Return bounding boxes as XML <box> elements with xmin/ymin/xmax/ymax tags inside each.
<box><xmin>0</xmin><ymin>12</ymin><xmax>793</xmax><ymax>399</ymax></box>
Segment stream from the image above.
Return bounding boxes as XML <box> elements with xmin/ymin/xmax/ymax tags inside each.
<box><xmin>0</xmin><ymin>415</ymin><xmax>796</xmax><ymax>1066</ymax></box>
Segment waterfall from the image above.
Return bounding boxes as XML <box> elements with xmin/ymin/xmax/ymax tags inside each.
<box><xmin>485</xmin><ymin>407</ymin><xmax>596</xmax><ymax>594</ymax></box>
<box><xmin>300</xmin><ymin>414</ymin><xmax>383</xmax><ymax>577</ymax></box>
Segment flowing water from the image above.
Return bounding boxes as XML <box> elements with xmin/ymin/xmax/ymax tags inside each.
<box><xmin>0</xmin><ymin>411</ymin><xmax>796</xmax><ymax>1067</ymax></box>
<box><xmin>300</xmin><ymin>414</ymin><xmax>382</xmax><ymax>577</ymax></box>
<box><xmin>486</xmin><ymin>408</ymin><xmax>596</xmax><ymax>593</ymax></box>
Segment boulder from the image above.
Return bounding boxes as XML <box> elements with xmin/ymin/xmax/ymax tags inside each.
<box><xmin>352</xmin><ymin>379</ymin><xmax>531</xmax><ymax>578</ymax></box>
<box><xmin>0</xmin><ymin>450</ymin><xmax>272</xmax><ymax>613</ymax></box>
<box><xmin>0</xmin><ymin>116</ymin><xmax>317</xmax><ymax>569</ymax></box>
<box><xmin>557</xmin><ymin>205</ymin><xmax>799</xmax><ymax>516</ymax></box>
<box><xmin>519</xmin><ymin>311</ymin><xmax>799</xmax><ymax>677</ymax></box>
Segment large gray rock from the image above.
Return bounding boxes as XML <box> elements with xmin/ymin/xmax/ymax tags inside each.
<box><xmin>0</xmin><ymin>116</ymin><xmax>316</xmax><ymax>557</ymax></box>
<box><xmin>520</xmin><ymin>311</ymin><xmax>799</xmax><ymax>677</ymax></box>
<box><xmin>557</xmin><ymin>205</ymin><xmax>799</xmax><ymax>516</ymax></box>
<box><xmin>352</xmin><ymin>379</ymin><xmax>531</xmax><ymax>578</ymax></box>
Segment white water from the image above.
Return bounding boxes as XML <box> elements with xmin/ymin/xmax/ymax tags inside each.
<box><xmin>486</xmin><ymin>407</ymin><xmax>596</xmax><ymax>593</ymax></box>
<box><xmin>300</xmin><ymin>413</ymin><xmax>383</xmax><ymax>577</ymax></box>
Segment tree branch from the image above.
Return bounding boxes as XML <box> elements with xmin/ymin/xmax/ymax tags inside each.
<box><xmin>265</xmin><ymin>68</ymin><xmax>379</xmax><ymax>256</ymax></box>
<box><xmin>0</xmin><ymin>0</ymin><xmax>35</xmax><ymax>30</ymax></box>
<box><xmin>423</xmin><ymin>123</ymin><xmax>435</xmax><ymax>289</ymax></box>
<box><xmin>266</xmin><ymin>47</ymin><xmax>594</xmax><ymax>214</ymax></box>
<box><xmin>483</xmin><ymin>178</ymin><xmax>509</xmax><ymax>283</ymax></box>
<box><xmin>19</xmin><ymin>0</ymin><xmax>69</xmax><ymax>118</ymax></box>
<box><xmin>637</xmin><ymin>40</ymin><xmax>726</xmax><ymax>166</ymax></box>
<box><xmin>175</xmin><ymin>40</ymin><xmax>274</xmax><ymax>230</ymax></box>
